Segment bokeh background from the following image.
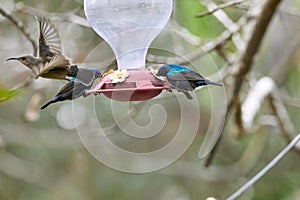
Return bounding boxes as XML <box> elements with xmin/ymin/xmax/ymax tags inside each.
<box><xmin>0</xmin><ymin>0</ymin><xmax>300</xmax><ymax>199</ymax></box>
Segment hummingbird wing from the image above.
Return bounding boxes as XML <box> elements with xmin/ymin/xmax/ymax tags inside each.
<box><xmin>40</xmin><ymin>81</ymin><xmax>89</xmax><ymax>110</ymax></box>
<box><xmin>37</xmin><ymin>16</ymin><xmax>62</xmax><ymax>59</ymax></box>
<box><xmin>40</xmin><ymin>81</ymin><xmax>75</xmax><ymax>110</ymax></box>
<box><xmin>168</xmin><ymin>70</ymin><xmax>204</xmax><ymax>81</ymax></box>
<box><xmin>38</xmin><ymin>54</ymin><xmax>70</xmax><ymax>76</ymax></box>
<box><xmin>75</xmin><ymin>68</ymin><xmax>98</xmax><ymax>86</ymax></box>
<box><xmin>56</xmin><ymin>81</ymin><xmax>75</xmax><ymax>95</ymax></box>
<box><xmin>168</xmin><ymin>70</ymin><xmax>222</xmax><ymax>87</ymax></box>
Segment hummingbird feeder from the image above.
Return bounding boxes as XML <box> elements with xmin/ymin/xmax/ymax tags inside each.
<box><xmin>84</xmin><ymin>0</ymin><xmax>173</xmax><ymax>101</ymax></box>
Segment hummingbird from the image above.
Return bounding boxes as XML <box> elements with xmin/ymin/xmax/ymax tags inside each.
<box><xmin>149</xmin><ymin>64</ymin><xmax>222</xmax><ymax>99</ymax></box>
<box><xmin>40</xmin><ymin>68</ymin><xmax>101</xmax><ymax>109</ymax></box>
<box><xmin>6</xmin><ymin>16</ymin><xmax>96</xmax><ymax>86</ymax></box>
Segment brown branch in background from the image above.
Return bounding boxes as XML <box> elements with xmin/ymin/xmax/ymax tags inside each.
<box><xmin>195</xmin><ymin>0</ymin><xmax>249</xmax><ymax>18</ymax></box>
<box><xmin>14</xmin><ymin>2</ymin><xmax>89</xmax><ymax>27</ymax></box>
<box><xmin>268</xmin><ymin>92</ymin><xmax>300</xmax><ymax>153</ymax></box>
<box><xmin>147</xmin><ymin>15</ymin><xmax>250</xmax><ymax>65</ymax></box>
<box><xmin>230</xmin><ymin>0</ymin><xmax>283</xmax><ymax>110</ymax></box>
<box><xmin>11</xmin><ymin>75</ymin><xmax>34</xmax><ymax>91</ymax></box>
<box><xmin>23</xmin><ymin>91</ymin><xmax>44</xmax><ymax>122</ymax></box>
<box><xmin>0</xmin><ymin>6</ymin><xmax>38</xmax><ymax>56</ymax></box>
<box><xmin>280</xmin><ymin>4</ymin><xmax>300</xmax><ymax>18</ymax></box>
<box><xmin>199</xmin><ymin>0</ymin><xmax>246</xmax><ymax>51</ymax></box>
<box><xmin>0</xmin><ymin>133</ymin><xmax>5</xmax><ymax>151</ymax></box>
<box><xmin>205</xmin><ymin>0</ymin><xmax>284</xmax><ymax>167</ymax></box>
<box><xmin>227</xmin><ymin>133</ymin><xmax>300</xmax><ymax>200</ymax></box>
<box><xmin>234</xmin><ymin>95</ymin><xmax>245</xmax><ymax>139</ymax></box>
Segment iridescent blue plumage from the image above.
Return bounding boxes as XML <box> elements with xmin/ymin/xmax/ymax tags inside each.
<box><xmin>155</xmin><ymin>64</ymin><xmax>222</xmax><ymax>99</ymax></box>
<box><xmin>40</xmin><ymin>68</ymin><xmax>101</xmax><ymax>109</ymax></box>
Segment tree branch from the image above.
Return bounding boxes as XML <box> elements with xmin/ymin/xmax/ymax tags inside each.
<box><xmin>227</xmin><ymin>133</ymin><xmax>300</xmax><ymax>200</ymax></box>
<box><xmin>195</xmin><ymin>0</ymin><xmax>249</xmax><ymax>18</ymax></box>
<box><xmin>147</xmin><ymin>15</ymin><xmax>250</xmax><ymax>65</ymax></box>
<box><xmin>0</xmin><ymin>6</ymin><xmax>38</xmax><ymax>56</ymax></box>
<box><xmin>205</xmin><ymin>0</ymin><xmax>284</xmax><ymax>167</ymax></box>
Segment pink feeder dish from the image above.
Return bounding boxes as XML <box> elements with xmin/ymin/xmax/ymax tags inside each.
<box><xmin>85</xmin><ymin>70</ymin><xmax>170</xmax><ymax>101</ymax></box>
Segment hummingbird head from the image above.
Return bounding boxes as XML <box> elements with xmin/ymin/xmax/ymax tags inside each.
<box><xmin>6</xmin><ymin>56</ymin><xmax>35</xmax><ymax>67</ymax></box>
<box><xmin>147</xmin><ymin>64</ymin><xmax>168</xmax><ymax>81</ymax></box>
<box><xmin>156</xmin><ymin>64</ymin><xmax>171</xmax><ymax>76</ymax></box>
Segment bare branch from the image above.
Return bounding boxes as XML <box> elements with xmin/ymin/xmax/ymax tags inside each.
<box><xmin>0</xmin><ymin>152</ymin><xmax>54</xmax><ymax>187</ymax></box>
<box><xmin>280</xmin><ymin>3</ymin><xmax>300</xmax><ymax>18</ymax></box>
<box><xmin>147</xmin><ymin>15</ymin><xmax>250</xmax><ymax>65</ymax></box>
<box><xmin>230</xmin><ymin>0</ymin><xmax>283</xmax><ymax>110</ymax></box>
<box><xmin>0</xmin><ymin>6</ymin><xmax>38</xmax><ymax>56</ymax></box>
<box><xmin>195</xmin><ymin>0</ymin><xmax>249</xmax><ymax>18</ymax></box>
<box><xmin>234</xmin><ymin>95</ymin><xmax>245</xmax><ymax>138</ymax></box>
<box><xmin>11</xmin><ymin>75</ymin><xmax>34</xmax><ymax>90</ymax></box>
<box><xmin>227</xmin><ymin>133</ymin><xmax>300</xmax><ymax>200</ymax></box>
<box><xmin>14</xmin><ymin>3</ymin><xmax>90</xmax><ymax>27</ymax></box>
<box><xmin>205</xmin><ymin>0</ymin><xmax>284</xmax><ymax>167</ymax></box>
<box><xmin>268</xmin><ymin>92</ymin><xmax>300</xmax><ymax>153</ymax></box>
<box><xmin>199</xmin><ymin>0</ymin><xmax>246</xmax><ymax>51</ymax></box>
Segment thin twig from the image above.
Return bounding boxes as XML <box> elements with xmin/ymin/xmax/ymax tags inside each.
<box><xmin>280</xmin><ymin>4</ymin><xmax>300</xmax><ymax>18</ymax></box>
<box><xmin>0</xmin><ymin>6</ymin><xmax>38</xmax><ymax>56</ymax></box>
<box><xmin>195</xmin><ymin>0</ymin><xmax>249</xmax><ymax>18</ymax></box>
<box><xmin>199</xmin><ymin>0</ymin><xmax>246</xmax><ymax>51</ymax></box>
<box><xmin>11</xmin><ymin>75</ymin><xmax>34</xmax><ymax>90</ymax></box>
<box><xmin>268</xmin><ymin>92</ymin><xmax>300</xmax><ymax>153</ymax></box>
<box><xmin>226</xmin><ymin>133</ymin><xmax>300</xmax><ymax>200</ymax></box>
<box><xmin>147</xmin><ymin>15</ymin><xmax>250</xmax><ymax>65</ymax></box>
<box><xmin>14</xmin><ymin>3</ymin><xmax>90</xmax><ymax>27</ymax></box>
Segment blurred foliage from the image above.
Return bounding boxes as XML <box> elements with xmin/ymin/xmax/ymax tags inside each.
<box><xmin>0</xmin><ymin>0</ymin><xmax>300</xmax><ymax>200</ymax></box>
<box><xmin>0</xmin><ymin>88</ymin><xmax>19</xmax><ymax>103</ymax></box>
<box><xmin>174</xmin><ymin>0</ymin><xmax>225</xmax><ymax>38</ymax></box>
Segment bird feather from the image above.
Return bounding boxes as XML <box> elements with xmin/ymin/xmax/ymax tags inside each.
<box><xmin>37</xmin><ymin>16</ymin><xmax>62</xmax><ymax>58</ymax></box>
<box><xmin>38</xmin><ymin>54</ymin><xmax>70</xmax><ymax>76</ymax></box>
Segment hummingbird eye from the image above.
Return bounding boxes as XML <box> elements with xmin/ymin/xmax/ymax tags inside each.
<box><xmin>20</xmin><ymin>57</ymin><xmax>26</xmax><ymax>61</ymax></box>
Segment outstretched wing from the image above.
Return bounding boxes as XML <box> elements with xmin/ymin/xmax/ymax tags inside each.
<box><xmin>37</xmin><ymin>16</ymin><xmax>62</xmax><ymax>59</ymax></box>
<box><xmin>38</xmin><ymin>54</ymin><xmax>70</xmax><ymax>76</ymax></box>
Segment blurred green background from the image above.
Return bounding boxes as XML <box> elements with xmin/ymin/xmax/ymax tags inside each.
<box><xmin>0</xmin><ymin>0</ymin><xmax>300</xmax><ymax>199</ymax></box>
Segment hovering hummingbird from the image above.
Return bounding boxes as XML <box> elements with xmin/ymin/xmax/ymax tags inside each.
<box><xmin>149</xmin><ymin>64</ymin><xmax>222</xmax><ymax>99</ymax></box>
<box><xmin>6</xmin><ymin>16</ymin><xmax>96</xmax><ymax>86</ymax></box>
<box><xmin>40</xmin><ymin>68</ymin><xmax>101</xmax><ymax>109</ymax></box>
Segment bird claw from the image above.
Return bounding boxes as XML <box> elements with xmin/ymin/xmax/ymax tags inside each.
<box><xmin>82</xmin><ymin>90</ymin><xmax>90</xmax><ymax>97</ymax></box>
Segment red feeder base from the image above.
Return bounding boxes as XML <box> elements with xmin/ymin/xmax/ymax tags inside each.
<box><xmin>85</xmin><ymin>69</ymin><xmax>170</xmax><ymax>101</ymax></box>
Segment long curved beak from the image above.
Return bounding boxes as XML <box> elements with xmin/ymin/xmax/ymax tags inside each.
<box><xmin>6</xmin><ymin>57</ymin><xmax>19</xmax><ymax>62</ymax></box>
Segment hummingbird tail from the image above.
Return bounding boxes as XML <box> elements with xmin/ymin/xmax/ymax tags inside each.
<box><xmin>40</xmin><ymin>101</ymin><xmax>53</xmax><ymax>110</ymax></box>
<box><xmin>205</xmin><ymin>80</ymin><xmax>223</xmax><ymax>87</ymax></box>
<box><xmin>40</xmin><ymin>96</ymin><xmax>59</xmax><ymax>110</ymax></box>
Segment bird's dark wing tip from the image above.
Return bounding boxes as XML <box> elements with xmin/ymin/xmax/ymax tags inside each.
<box><xmin>40</xmin><ymin>102</ymin><xmax>50</xmax><ymax>110</ymax></box>
<box><xmin>40</xmin><ymin>106</ymin><xmax>46</xmax><ymax>110</ymax></box>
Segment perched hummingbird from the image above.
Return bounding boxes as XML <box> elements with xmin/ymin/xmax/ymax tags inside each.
<box><xmin>6</xmin><ymin>17</ymin><xmax>96</xmax><ymax>86</ymax></box>
<box><xmin>149</xmin><ymin>64</ymin><xmax>222</xmax><ymax>99</ymax></box>
<box><xmin>40</xmin><ymin>68</ymin><xmax>101</xmax><ymax>109</ymax></box>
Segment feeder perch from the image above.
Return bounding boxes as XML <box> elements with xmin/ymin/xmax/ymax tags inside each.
<box><xmin>84</xmin><ymin>0</ymin><xmax>173</xmax><ymax>101</ymax></box>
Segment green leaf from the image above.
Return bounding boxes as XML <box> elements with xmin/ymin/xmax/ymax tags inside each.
<box><xmin>0</xmin><ymin>89</ymin><xmax>19</xmax><ymax>103</ymax></box>
<box><xmin>174</xmin><ymin>0</ymin><xmax>225</xmax><ymax>38</ymax></box>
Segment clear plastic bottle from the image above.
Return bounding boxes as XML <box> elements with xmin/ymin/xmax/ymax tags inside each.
<box><xmin>84</xmin><ymin>0</ymin><xmax>173</xmax><ymax>70</ymax></box>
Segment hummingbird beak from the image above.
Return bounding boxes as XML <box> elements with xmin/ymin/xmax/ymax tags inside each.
<box><xmin>6</xmin><ymin>57</ymin><xmax>19</xmax><ymax>62</ymax></box>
